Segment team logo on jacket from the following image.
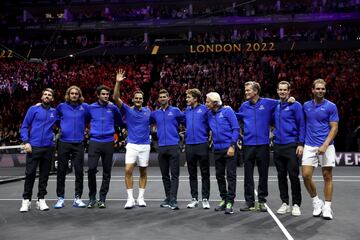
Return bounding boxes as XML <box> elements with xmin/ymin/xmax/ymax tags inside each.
<box><xmin>197</xmin><ymin>109</ymin><xmax>203</xmax><ymax>113</ymax></box>
<box><xmin>79</xmin><ymin>106</ymin><xmax>84</xmax><ymax>111</ymax></box>
<box><xmin>219</xmin><ymin>112</ymin><xmax>224</xmax><ymax>118</ymax></box>
<box><xmin>259</xmin><ymin>105</ymin><xmax>265</xmax><ymax>110</ymax></box>
<box><xmin>168</xmin><ymin>112</ymin><xmax>174</xmax><ymax>116</ymax></box>
<box><xmin>285</xmin><ymin>106</ymin><xmax>290</xmax><ymax>111</ymax></box>
<box><xmin>107</xmin><ymin>109</ymin><xmax>112</xmax><ymax>113</ymax></box>
<box><xmin>50</xmin><ymin>113</ymin><xmax>55</xmax><ymax>118</ymax></box>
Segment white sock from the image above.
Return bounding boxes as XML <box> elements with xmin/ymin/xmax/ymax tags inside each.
<box><xmin>312</xmin><ymin>195</ymin><xmax>320</xmax><ymax>202</ymax></box>
<box><xmin>324</xmin><ymin>201</ymin><xmax>331</xmax><ymax>208</ymax></box>
<box><xmin>138</xmin><ymin>188</ymin><xmax>145</xmax><ymax>199</ymax></box>
<box><xmin>127</xmin><ymin>189</ymin><xmax>134</xmax><ymax>200</ymax></box>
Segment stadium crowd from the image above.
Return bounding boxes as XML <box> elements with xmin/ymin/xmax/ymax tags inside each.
<box><xmin>0</xmin><ymin>49</ymin><xmax>359</xmax><ymax>151</ymax></box>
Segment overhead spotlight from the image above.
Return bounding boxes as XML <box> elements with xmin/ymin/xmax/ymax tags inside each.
<box><xmin>69</xmin><ymin>54</ymin><xmax>74</xmax><ymax>57</ymax></box>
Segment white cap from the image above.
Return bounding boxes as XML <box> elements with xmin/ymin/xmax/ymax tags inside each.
<box><xmin>206</xmin><ymin>92</ymin><xmax>222</xmax><ymax>106</ymax></box>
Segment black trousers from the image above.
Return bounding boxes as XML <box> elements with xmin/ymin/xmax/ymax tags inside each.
<box><xmin>87</xmin><ymin>141</ymin><xmax>114</xmax><ymax>202</ymax></box>
<box><xmin>23</xmin><ymin>147</ymin><xmax>54</xmax><ymax>200</ymax></box>
<box><xmin>214</xmin><ymin>149</ymin><xmax>237</xmax><ymax>204</ymax></box>
<box><xmin>186</xmin><ymin>143</ymin><xmax>210</xmax><ymax>200</ymax></box>
<box><xmin>158</xmin><ymin>145</ymin><xmax>180</xmax><ymax>202</ymax></box>
<box><xmin>56</xmin><ymin>141</ymin><xmax>84</xmax><ymax>198</ymax></box>
<box><xmin>273</xmin><ymin>143</ymin><xmax>302</xmax><ymax>206</ymax></box>
<box><xmin>243</xmin><ymin>145</ymin><xmax>270</xmax><ymax>204</ymax></box>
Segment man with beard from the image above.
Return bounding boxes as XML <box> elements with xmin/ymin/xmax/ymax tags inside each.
<box><xmin>20</xmin><ymin>88</ymin><xmax>58</xmax><ymax>212</ymax></box>
<box><xmin>150</xmin><ymin>89</ymin><xmax>184</xmax><ymax>210</ymax></box>
<box><xmin>302</xmin><ymin>79</ymin><xmax>339</xmax><ymax>220</ymax></box>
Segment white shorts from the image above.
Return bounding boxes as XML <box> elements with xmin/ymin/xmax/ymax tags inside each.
<box><xmin>302</xmin><ymin>144</ymin><xmax>336</xmax><ymax>167</ymax></box>
<box><xmin>125</xmin><ymin>143</ymin><xmax>151</xmax><ymax>167</ymax></box>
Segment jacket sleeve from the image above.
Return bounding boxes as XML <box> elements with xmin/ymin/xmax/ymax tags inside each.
<box><xmin>295</xmin><ymin>102</ymin><xmax>305</xmax><ymax>145</ymax></box>
<box><xmin>20</xmin><ymin>106</ymin><xmax>34</xmax><ymax>143</ymax></box>
<box><xmin>227</xmin><ymin>108</ymin><xmax>240</xmax><ymax>144</ymax></box>
<box><xmin>236</xmin><ymin>105</ymin><xmax>244</xmax><ymax>122</ymax></box>
<box><xmin>175</xmin><ymin>108</ymin><xmax>185</xmax><ymax>125</ymax></box>
<box><xmin>113</xmin><ymin>105</ymin><xmax>124</xmax><ymax>128</ymax></box>
<box><xmin>150</xmin><ymin>111</ymin><xmax>156</xmax><ymax>125</ymax></box>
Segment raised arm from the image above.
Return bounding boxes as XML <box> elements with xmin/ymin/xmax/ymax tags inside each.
<box><xmin>113</xmin><ymin>68</ymin><xmax>126</xmax><ymax>108</ymax></box>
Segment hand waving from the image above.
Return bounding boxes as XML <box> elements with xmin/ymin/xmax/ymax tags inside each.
<box><xmin>116</xmin><ymin>69</ymin><xmax>126</xmax><ymax>82</ymax></box>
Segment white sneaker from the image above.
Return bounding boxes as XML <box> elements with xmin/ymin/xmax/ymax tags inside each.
<box><xmin>291</xmin><ymin>204</ymin><xmax>301</xmax><ymax>216</ymax></box>
<box><xmin>322</xmin><ymin>205</ymin><xmax>333</xmax><ymax>220</ymax></box>
<box><xmin>137</xmin><ymin>197</ymin><xmax>147</xmax><ymax>207</ymax></box>
<box><xmin>187</xmin><ymin>198</ymin><xmax>199</xmax><ymax>208</ymax></box>
<box><xmin>73</xmin><ymin>197</ymin><xmax>86</xmax><ymax>208</ymax></box>
<box><xmin>36</xmin><ymin>199</ymin><xmax>49</xmax><ymax>211</ymax></box>
<box><xmin>202</xmin><ymin>198</ymin><xmax>210</xmax><ymax>209</ymax></box>
<box><xmin>20</xmin><ymin>199</ymin><xmax>31</xmax><ymax>212</ymax></box>
<box><xmin>277</xmin><ymin>203</ymin><xmax>291</xmax><ymax>214</ymax></box>
<box><xmin>312</xmin><ymin>199</ymin><xmax>324</xmax><ymax>217</ymax></box>
<box><xmin>54</xmin><ymin>197</ymin><xmax>65</xmax><ymax>209</ymax></box>
<box><xmin>124</xmin><ymin>198</ymin><xmax>135</xmax><ymax>209</ymax></box>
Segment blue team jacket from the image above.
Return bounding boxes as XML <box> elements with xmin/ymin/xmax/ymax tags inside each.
<box><xmin>184</xmin><ymin>104</ymin><xmax>209</xmax><ymax>145</ymax></box>
<box><xmin>207</xmin><ymin>106</ymin><xmax>240</xmax><ymax>151</ymax></box>
<box><xmin>88</xmin><ymin>102</ymin><xmax>122</xmax><ymax>142</ymax></box>
<box><xmin>238</xmin><ymin>98</ymin><xmax>277</xmax><ymax>146</ymax></box>
<box><xmin>273</xmin><ymin>101</ymin><xmax>305</xmax><ymax>145</ymax></box>
<box><xmin>57</xmin><ymin>102</ymin><xmax>89</xmax><ymax>143</ymax></box>
<box><xmin>150</xmin><ymin>106</ymin><xmax>184</xmax><ymax>147</ymax></box>
<box><xmin>20</xmin><ymin>104</ymin><xmax>57</xmax><ymax>147</ymax></box>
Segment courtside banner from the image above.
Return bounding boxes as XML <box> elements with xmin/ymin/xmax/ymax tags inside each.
<box><xmin>0</xmin><ymin>152</ymin><xmax>359</xmax><ymax>167</ymax></box>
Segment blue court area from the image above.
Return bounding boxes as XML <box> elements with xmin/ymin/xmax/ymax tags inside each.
<box><xmin>0</xmin><ymin>167</ymin><xmax>359</xmax><ymax>240</ymax></box>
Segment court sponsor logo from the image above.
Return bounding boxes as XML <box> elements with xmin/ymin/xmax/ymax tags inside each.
<box><xmin>335</xmin><ymin>152</ymin><xmax>360</xmax><ymax>166</ymax></box>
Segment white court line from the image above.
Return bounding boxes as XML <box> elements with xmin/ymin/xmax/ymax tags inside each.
<box><xmin>254</xmin><ymin>190</ymin><xmax>294</xmax><ymax>240</ymax></box>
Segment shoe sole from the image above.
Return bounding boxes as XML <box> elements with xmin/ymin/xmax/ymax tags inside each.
<box><xmin>322</xmin><ymin>216</ymin><xmax>333</xmax><ymax>220</ymax></box>
<box><xmin>124</xmin><ymin>206</ymin><xmax>135</xmax><ymax>209</ymax></box>
<box><xmin>54</xmin><ymin>205</ymin><xmax>64</xmax><ymax>209</ymax></box>
<box><xmin>187</xmin><ymin>205</ymin><xmax>198</xmax><ymax>209</ymax></box>
<box><xmin>73</xmin><ymin>204</ymin><xmax>86</xmax><ymax>208</ymax></box>
<box><xmin>225</xmin><ymin>211</ymin><xmax>234</xmax><ymax>214</ymax></box>
<box><xmin>240</xmin><ymin>208</ymin><xmax>256</xmax><ymax>212</ymax></box>
<box><xmin>20</xmin><ymin>208</ymin><xmax>30</xmax><ymax>212</ymax></box>
<box><xmin>277</xmin><ymin>210</ymin><xmax>291</xmax><ymax>214</ymax></box>
<box><xmin>37</xmin><ymin>207</ymin><xmax>49</xmax><ymax>211</ymax></box>
<box><xmin>137</xmin><ymin>200</ymin><xmax>147</xmax><ymax>207</ymax></box>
